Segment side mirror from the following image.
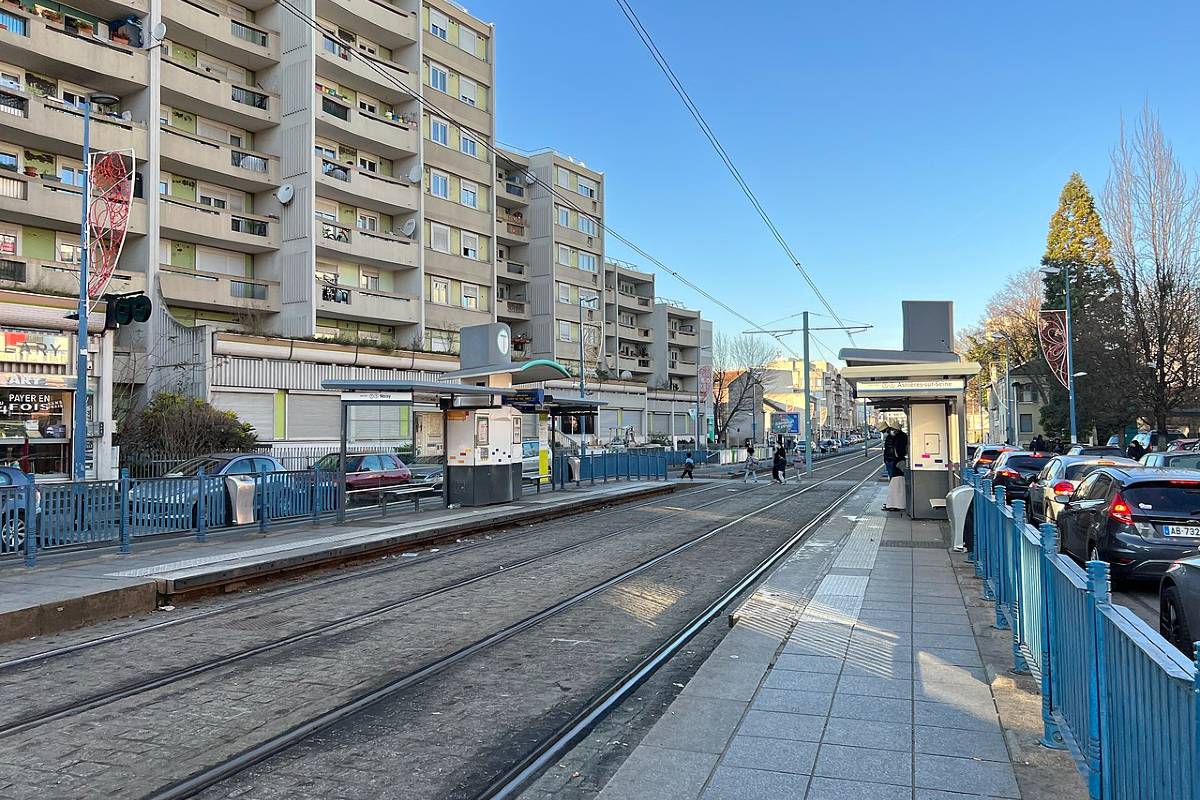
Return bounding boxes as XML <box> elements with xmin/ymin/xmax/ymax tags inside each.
<box><xmin>1055</xmin><ymin>493</ymin><xmax>1074</xmax><ymax>504</ymax></box>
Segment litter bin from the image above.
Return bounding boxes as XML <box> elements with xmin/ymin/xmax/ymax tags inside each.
<box><xmin>225</xmin><ymin>475</ymin><xmax>257</xmax><ymax>525</ymax></box>
<box><xmin>946</xmin><ymin>484</ymin><xmax>974</xmax><ymax>551</ymax></box>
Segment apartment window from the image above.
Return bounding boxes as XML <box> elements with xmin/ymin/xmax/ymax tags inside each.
<box><xmin>461</xmin><ymin>282</ymin><xmax>479</xmax><ymax>310</ymax></box>
<box><xmin>429</xmin><ymin>9</ymin><xmax>448</xmax><ymax>40</ymax></box>
<box><xmin>315</xmin><ymin>199</ymin><xmax>338</xmax><ymax>222</ymax></box>
<box><xmin>458</xmin><ymin>77</ymin><xmax>476</xmax><ymax>106</ymax></box>
<box><xmin>427</xmin><ymin>329</ymin><xmax>457</xmax><ymax>353</ymax></box>
<box><xmin>359</xmin><ymin>269</ymin><xmax>380</xmax><ymax>290</ymax></box>
<box><xmin>1019</xmin><ymin>414</ymin><xmax>1033</xmax><ymax>434</ymax></box>
<box><xmin>578</xmin><ymin>215</ymin><xmax>597</xmax><ymax>236</ymax></box>
<box><xmin>556</xmin><ymin>206</ymin><xmax>569</xmax><ymax>227</ymax></box>
<box><xmin>460</xmin><ymin>180</ymin><xmax>478</xmax><ymax>209</ymax></box>
<box><xmin>0</xmin><ymin>71</ymin><xmax>19</xmax><ymax>91</ymax></box>
<box><xmin>577</xmin><ymin>177</ymin><xmax>597</xmax><ymax>199</ymax></box>
<box><xmin>430</xmin><ymin>169</ymin><xmax>449</xmax><ymax>199</ymax></box>
<box><xmin>581</xmin><ymin>289</ymin><xmax>599</xmax><ymax>307</ymax></box>
<box><xmin>357</xmin><ymin>155</ymin><xmax>378</xmax><ymax>174</ymax></box>
<box><xmin>199</xmin><ymin>187</ymin><xmax>229</xmax><ymax>210</ymax></box>
<box><xmin>0</xmin><ymin>149</ymin><xmax>15</xmax><ymax>173</ymax></box>
<box><xmin>314</xmin><ymin>142</ymin><xmax>336</xmax><ymax>160</ymax></box>
<box><xmin>358</xmin><ymin>96</ymin><xmax>378</xmax><ymax>115</ymax></box>
<box><xmin>58</xmin><ymin>162</ymin><xmax>85</xmax><ymax>188</ymax></box>
<box><xmin>555</xmin><ymin>166</ymin><xmax>570</xmax><ymax>188</ymax></box>
<box><xmin>460</xmin><ymin>131</ymin><xmax>478</xmax><ymax>158</ymax></box>
<box><xmin>461</xmin><ymin>230</ymin><xmax>479</xmax><ymax>259</ymax></box>
<box><xmin>558</xmin><ymin>320</ymin><xmax>572</xmax><ymax>342</ymax></box>
<box><xmin>429</xmin><ymin>63</ymin><xmax>448</xmax><ymax>93</ymax></box>
<box><xmin>56</xmin><ymin>234</ymin><xmax>81</xmax><ymax>264</ymax></box>
<box><xmin>557</xmin><ymin>245</ymin><xmax>571</xmax><ymax>267</ymax></box>
<box><xmin>458</xmin><ymin>26</ymin><xmax>477</xmax><ymax>54</ymax></box>
<box><xmin>357</xmin><ymin>212</ymin><xmax>379</xmax><ymax>231</ymax></box>
<box><xmin>558</xmin><ymin>282</ymin><xmax>570</xmax><ymax>303</ymax></box>
<box><xmin>577</xmin><ymin>252</ymin><xmax>597</xmax><ymax>272</ymax></box>
<box><xmin>158</xmin><ymin>178</ymin><xmax>168</xmax><ymax>195</ymax></box>
<box><xmin>430</xmin><ymin>222</ymin><xmax>450</xmax><ymax>253</ymax></box>
<box><xmin>430</xmin><ymin>276</ymin><xmax>449</xmax><ymax>304</ymax></box>
<box><xmin>430</xmin><ymin>117</ymin><xmax>449</xmax><ymax>146</ymax></box>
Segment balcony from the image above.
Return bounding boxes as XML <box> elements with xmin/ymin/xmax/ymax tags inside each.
<box><xmin>616</xmin><ymin>323</ymin><xmax>652</xmax><ymax>343</ymax></box>
<box><xmin>0</xmin><ymin>10</ymin><xmax>149</xmax><ymax>94</ymax></box>
<box><xmin>0</xmin><ymin>256</ymin><xmax>145</xmax><ymax>297</ymax></box>
<box><xmin>161</xmin><ymin>127</ymin><xmax>276</xmax><ymax>192</ymax></box>
<box><xmin>315</xmin><ymin>0</ymin><xmax>417</xmax><ymax>50</ymax></box>
<box><xmin>161</xmin><ymin>196</ymin><xmax>278</xmax><ymax>253</ymax></box>
<box><xmin>669</xmin><ymin>327</ymin><xmax>699</xmax><ymax>346</ymax></box>
<box><xmin>496</xmin><ymin>212</ymin><xmax>528</xmax><ymax>245</ymax></box>
<box><xmin>668</xmin><ymin>358</ymin><xmax>697</xmax><ymax>375</ymax></box>
<box><xmin>496</xmin><ymin>179</ymin><xmax>528</xmax><ymax>208</ymax></box>
<box><xmin>162</xmin><ymin>58</ymin><xmax>277</xmax><ymax>131</ymax></box>
<box><xmin>314</xmin><ymin>157</ymin><xmax>418</xmax><ymax>215</ymax></box>
<box><xmin>0</xmin><ymin>173</ymin><xmax>147</xmax><ymax>233</ymax></box>
<box><xmin>618</xmin><ymin>354</ymin><xmax>654</xmax><ymax>374</ymax></box>
<box><xmin>316</xmin><ymin>35</ymin><xmax>417</xmax><ymax>105</ymax></box>
<box><xmin>162</xmin><ymin>0</ymin><xmax>278</xmax><ymax>70</ymax></box>
<box><xmin>497</xmin><ymin>298</ymin><xmax>529</xmax><ymax>321</ymax></box>
<box><xmin>314</xmin><ymin>218</ymin><xmax>417</xmax><ymax>270</ymax></box>
<box><xmin>316</xmin><ymin>280</ymin><xmax>418</xmax><ymax>325</ymax></box>
<box><xmin>498</xmin><ymin>260</ymin><xmax>528</xmax><ymax>283</ymax></box>
<box><xmin>618</xmin><ymin>290</ymin><xmax>653</xmax><ymax>310</ymax></box>
<box><xmin>159</xmin><ymin>266</ymin><xmax>279</xmax><ymax>313</ymax></box>
<box><xmin>0</xmin><ymin>87</ymin><xmax>147</xmax><ymax>158</ymax></box>
<box><xmin>315</xmin><ymin>90</ymin><xmax>418</xmax><ymax>160</ymax></box>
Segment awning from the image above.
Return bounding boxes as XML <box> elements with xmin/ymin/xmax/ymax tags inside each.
<box><xmin>440</xmin><ymin>358</ymin><xmax>572</xmax><ymax>384</ymax></box>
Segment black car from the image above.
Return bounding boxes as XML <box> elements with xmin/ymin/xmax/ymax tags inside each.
<box><xmin>988</xmin><ymin>450</ymin><xmax>1054</xmax><ymax>504</ymax></box>
<box><xmin>970</xmin><ymin>444</ymin><xmax>1014</xmax><ymax>477</ymax></box>
<box><xmin>1057</xmin><ymin>466</ymin><xmax>1200</xmax><ymax>581</ymax></box>
<box><xmin>1160</xmin><ymin>554</ymin><xmax>1200</xmax><ymax>653</ymax></box>
<box><xmin>1066</xmin><ymin>445</ymin><xmax>1127</xmax><ymax>459</ymax></box>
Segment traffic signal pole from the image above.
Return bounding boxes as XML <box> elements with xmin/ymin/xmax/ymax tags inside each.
<box><xmin>72</xmin><ymin>100</ymin><xmax>92</xmax><ymax>481</ymax></box>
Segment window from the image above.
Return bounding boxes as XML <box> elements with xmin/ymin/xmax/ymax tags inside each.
<box><xmin>581</xmin><ymin>289</ymin><xmax>599</xmax><ymax>307</ymax></box>
<box><xmin>458</xmin><ymin>77</ymin><xmax>476</xmax><ymax>106</ymax></box>
<box><xmin>357</xmin><ymin>155</ymin><xmax>378</xmax><ymax>174</ymax></box>
<box><xmin>558</xmin><ymin>320</ymin><xmax>572</xmax><ymax>342</ymax></box>
<box><xmin>430</xmin><ymin>169</ymin><xmax>449</xmax><ymax>199</ymax></box>
<box><xmin>0</xmin><ymin>231</ymin><xmax>15</xmax><ymax>257</ymax></box>
<box><xmin>556</xmin><ymin>206</ymin><xmax>569</xmax><ymax>227</ymax></box>
<box><xmin>315</xmin><ymin>199</ymin><xmax>338</xmax><ymax>221</ymax></box>
<box><xmin>430</xmin><ymin>222</ymin><xmax>450</xmax><ymax>253</ymax></box>
<box><xmin>460</xmin><ymin>230</ymin><xmax>478</xmax><ymax>259</ymax></box>
<box><xmin>358</xmin><ymin>96</ymin><xmax>378</xmax><ymax>115</ymax></box>
<box><xmin>578</xmin><ymin>215</ymin><xmax>597</xmax><ymax>236</ymax></box>
<box><xmin>56</xmin><ymin>234</ymin><xmax>81</xmax><ymax>264</ymax></box>
<box><xmin>577</xmin><ymin>252</ymin><xmax>597</xmax><ymax>272</ymax></box>
<box><xmin>359</xmin><ymin>269</ymin><xmax>379</xmax><ymax>290</ymax></box>
<box><xmin>461</xmin><ymin>282</ymin><xmax>478</xmax><ymax>310</ymax></box>
<box><xmin>430</xmin><ymin>276</ymin><xmax>449</xmax><ymax>304</ymax></box>
<box><xmin>314</xmin><ymin>142</ymin><xmax>336</xmax><ymax>160</ymax></box>
<box><xmin>429</xmin><ymin>62</ymin><xmax>448</xmax><ymax>93</ymax></box>
<box><xmin>0</xmin><ymin>71</ymin><xmax>19</xmax><ymax>91</ymax></box>
<box><xmin>199</xmin><ymin>186</ymin><xmax>230</xmax><ymax>210</ymax></box>
<box><xmin>0</xmin><ymin>148</ymin><xmax>15</xmax><ymax>173</ymax></box>
<box><xmin>460</xmin><ymin>180</ymin><xmax>477</xmax><ymax>209</ymax></box>
<box><xmin>58</xmin><ymin>163</ymin><xmax>85</xmax><ymax>188</ymax></box>
<box><xmin>430</xmin><ymin>117</ymin><xmax>449</xmax><ymax>146</ymax></box>
<box><xmin>557</xmin><ymin>244</ymin><xmax>571</xmax><ymax>266</ymax></box>
<box><xmin>458</xmin><ymin>26</ymin><xmax>477</xmax><ymax>54</ymax></box>
<box><xmin>427</xmin><ymin>329</ymin><xmax>457</xmax><ymax>353</ymax></box>
<box><xmin>1019</xmin><ymin>414</ymin><xmax>1033</xmax><ymax>434</ymax></box>
<box><xmin>558</xmin><ymin>282</ymin><xmax>570</xmax><ymax>303</ymax></box>
<box><xmin>577</xmin><ymin>177</ymin><xmax>597</xmax><ymax>199</ymax></box>
<box><xmin>429</xmin><ymin>9</ymin><xmax>448</xmax><ymax>39</ymax></box>
<box><xmin>556</xmin><ymin>166</ymin><xmax>570</xmax><ymax>188</ymax></box>
<box><xmin>356</xmin><ymin>212</ymin><xmax>378</xmax><ymax>231</ymax></box>
<box><xmin>460</xmin><ymin>131</ymin><xmax>478</xmax><ymax>158</ymax></box>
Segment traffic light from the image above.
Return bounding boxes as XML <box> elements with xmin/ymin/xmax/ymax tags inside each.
<box><xmin>104</xmin><ymin>293</ymin><xmax>152</xmax><ymax>330</ymax></box>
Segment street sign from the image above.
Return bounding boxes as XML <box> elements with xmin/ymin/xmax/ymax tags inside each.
<box><xmin>340</xmin><ymin>390</ymin><xmax>413</xmax><ymax>402</ymax></box>
<box><xmin>770</xmin><ymin>412</ymin><xmax>800</xmax><ymax>435</ymax></box>
<box><xmin>856</xmin><ymin>379</ymin><xmax>965</xmax><ymax>397</ymax></box>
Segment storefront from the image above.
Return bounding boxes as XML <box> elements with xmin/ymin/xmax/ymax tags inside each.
<box><xmin>0</xmin><ymin>329</ymin><xmax>78</xmax><ymax>478</ymax></box>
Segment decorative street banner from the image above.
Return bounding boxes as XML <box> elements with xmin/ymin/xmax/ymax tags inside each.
<box><xmin>1038</xmin><ymin>309</ymin><xmax>1070</xmax><ymax>389</ymax></box>
<box><xmin>697</xmin><ymin>364</ymin><xmax>712</xmax><ymax>402</ymax></box>
<box><xmin>86</xmin><ymin>149</ymin><xmax>136</xmax><ymax>309</ymax></box>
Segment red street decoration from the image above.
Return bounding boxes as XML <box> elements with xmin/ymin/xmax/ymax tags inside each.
<box><xmin>698</xmin><ymin>364</ymin><xmax>713</xmax><ymax>402</ymax></box>
<box><xmin>1038</xmin><ymin>309</ymin><xmax>1070</xmax><ymax>389</ymax></box>
<box><xmin>86</xmin><ymin>149</ymin><xmax>135</xmax><ymax>309</ymax></box>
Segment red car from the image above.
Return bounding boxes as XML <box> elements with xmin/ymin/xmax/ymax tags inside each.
<box><xmin>313</xmin><ymin>452</ymin><xmax>412</xmax><ymax>502</ymax></box>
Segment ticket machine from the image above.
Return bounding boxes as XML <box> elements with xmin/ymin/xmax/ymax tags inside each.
<box><xmin>444</xmin><ymin>406</ymin><xmax>524</xmax><ymax>505</ymax></box>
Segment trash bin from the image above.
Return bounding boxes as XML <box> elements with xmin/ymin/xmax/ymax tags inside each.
<box><xmin>568</xmin><ymin>456</ymin><xmax>580</xmax><ymax>481</ymax></box>
<box><xmin>946</xmin><ymin>484</ymin><xmax>974</xmax><ymax>551</ymax></box>
<box><xmin>225</xmin><ymin>475</ymin><xmax>257</xmax><ymax>525</ymax></box>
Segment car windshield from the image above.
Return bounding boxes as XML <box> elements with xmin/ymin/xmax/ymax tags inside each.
<box><xmin>978</xmin><ymin>449</ymin><xmax>1006</xmax><ymax>461</ymax></box>
<box><xmin>1164</xmin><ymin>454</ymin><xmax>1200</xmax><ymax>470</ymax></box>
<box><xmin>166</xmin><ymin>457</ymin><xmax>230</xmax><ymax>477</ymax></box>
<box><xmin>1008</xmin><ymin>455</ymin><xmax>1051</xmax><ymax>471</ymax></box>
<box><xmin>313</xmin><ymin>454</ymin><xmax>368</xmax><ymax>472</ymax></box>
<box><xmin>1124</xmin><ymin>482</ymin><xmax>1200</xmax><ymax>515</ymax></box>
<box><xmin>1065</xmin><ymin>463</ymin><xmax>1116</xmax><ymax>481</ymax></box>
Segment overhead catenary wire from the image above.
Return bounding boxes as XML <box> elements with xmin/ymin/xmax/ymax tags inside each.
<box><xmin>612</xmin><ymin>0</ymin><xmax>855</xmax><ymax>345</ymax></box>
<box><xmin>275</xmin><ymin>0</ymin><xmax>797</xmax><ymax>356</ymax></box>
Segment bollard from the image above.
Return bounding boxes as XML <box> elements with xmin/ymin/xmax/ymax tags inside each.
<box><xmin>22</xmin><ymin>479</ymin><xmax>36</xmax><ymax>568</ymax></box>
<box><xmin>1038</xmin><ymin>523</ymin><xmax>1065</xmax><ymax>749</ymax></box>
<box><xmin>1084</xmin><ymin>559</ymin><xmax>1110</xmax><ymax>800</ymax></box>
<box><xmin>195</xmin><ymin>468</ymin><xmax>207</xmax><ymax>543</ymax></box>
<box><xmin>118</xmin><ymin>469</ymin><xmax>131</xmax><ymax>555</ymax></box>
<box><xmin>1009</xmin><ymin>500</ymin><xmax>1030</xmax><ymax>674</ymax></box>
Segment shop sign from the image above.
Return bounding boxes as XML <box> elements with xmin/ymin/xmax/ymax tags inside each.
<box><xmin>0</xmin><ymin>391</ymin><xmax>63</xmax><ymax>416</ymax></box>
<box><xmin>0</xmin><ymin>330</ymin><xmax>70</xmax><ymax>366</ymax></box>
<box><xmin>0</xmin><ymin>373</ymin><xmax>74</xmax><ymax>389</ymax></box>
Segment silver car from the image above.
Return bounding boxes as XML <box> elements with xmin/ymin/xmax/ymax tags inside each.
<box><xmin>1026</xmin><ymin>454</ymin><xmax>1138</xmax><ymax>525</ymax></box>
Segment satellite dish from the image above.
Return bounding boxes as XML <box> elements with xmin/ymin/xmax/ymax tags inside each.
<box><xmin>407</xmin><ymin>165</ymin><xmax>421</xmax><ymax>183</ymax></box>
<box><xmin>523</xmin><ymin>172</ymin><xmax>536</xmax><ymax>185</ymax></box>
<box><xmin>401</xmin><ymin>218</ymin><xmax>417</xmax><ymax>237</ymax></box>
<box><xmin>150</xmin><ymin>21</ymin><xmax>167</xmax><ymax>42</ymax></box>
<box><xmin>276</xmin><ymin>183</ymin><xmax>294</xmax><ymax>204</ymax></box>
<box><xmin>620</xmin><ymin>370</ymin><xmax>633</xmax><ymax>381</ymax></box>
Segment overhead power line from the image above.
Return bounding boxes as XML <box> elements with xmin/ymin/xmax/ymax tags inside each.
<box><xmin>612</xmin><ymin>0</ymin><xmax>855</xmax><ymax>345</ymax></box>
<box><xmin>271</xmin><ymin>0</ymin><xmax>797</xmax><ymax>356</ymax></box>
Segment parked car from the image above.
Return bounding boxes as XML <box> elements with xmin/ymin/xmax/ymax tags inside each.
<box><xmin>1133</xmin><ymin>430</ymin><xmax>1187</xmax><ymax>451</ymax></box>
<box><xmin>988</xmin><ymin>451</ymin><xmax>1055</xmax><ymax>504</ymax></box>
<box><xmin>0</xmin><ymin>466</ymin><xmax>35</xmax><ymax>554</ymax></box>
<box><xmin>970</xmin><ymin>444</ymin><xmax>1013</xmax><ymax>477</ymax></box>
<box><xmin>1159</xmin><ymin>554</ymin><xmax>1200</xmax><ymax>652</ymax></box>
<box><xmin>1056</xmin><ymin>466</ymin><xmax>1200</xmax><ymax>581</ymax></box>
<box><xmin>818</xmin><ymin>439</ymin><xmax>839</xmax><ymax>453</ymax></box>
<box><xmin>405</xmin><ymin>454</ymin><xmax>445</xmax><ymax>496</ymax></box>
<box><xmin>1139</xmin><ymin>451</ymin><xmax>1200</xmax><ymax>470</ymax></box>
<box><xmin>1166</xmin><ymin>438</ymin><xmax>1200</xmax><ymax>452</ymax></box>
<box><xmin>1027</xmin><ymin>455</ymin><xmax>1138</xmax><ymax>524</ymax></box>
<box><xmin>1065</xmin><ymin>445</ymin><xmax>1127</xmax><ymax>459</ymax></box>
<box><xmin>132</xmin><ymin>453</ymin><xmax>286</xmax><ymax>526</ymax></box>
<box><xmin>312</xmin><ymin>452</ymin><xmax>411</xmax><ymax>503</ymax></box>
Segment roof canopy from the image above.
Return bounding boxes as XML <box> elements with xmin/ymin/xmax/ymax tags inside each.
<box><xmin>320</xmin><ymin>379</ymin><xmax>515</xmax><ymax>398</ymax></box>
<box><xmin>441</xmin><ymin>358</ymin><xmax>572</xmax><ymax>384</ymax></box>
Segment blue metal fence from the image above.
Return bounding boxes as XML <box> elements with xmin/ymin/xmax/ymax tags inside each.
<box><xmin>551</xmin><ymin>452</ymin><xmax>669</xmax><ymax>488</ymax></box>
<box><xmin>966</xmin><ymin>471</ymin><xmax>1199</xmax><ymax>800</ymax></box>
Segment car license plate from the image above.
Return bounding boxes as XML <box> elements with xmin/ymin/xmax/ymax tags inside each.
<box><xmin>1163</xmin><ymin>525</ymin><xmax>1200</xmax><ymax>537</ymax></box>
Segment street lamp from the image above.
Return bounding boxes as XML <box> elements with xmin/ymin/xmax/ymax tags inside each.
<box><xmin>695</xmin><ymin>344</ymin><xmax>711</xmax><ymax>452</ymax></box>
<box><xmin>72</xmin><ymin>91</ymin><xmax>120</xmax><ymax>481</ymax></box>
<box><xmin>990</xmin><ymin>332</ymin><xmax>1013</xmax><ymax>445</ymax></box>
<box><xmin>1041</xmin><ymin>264</ymin><xmax>1079</xmax><ymax>444</ymax></box>
<box><xmin>577</xmin><ymin>294</ymin><xmax>598</xmax><ymax>459</ymax></box>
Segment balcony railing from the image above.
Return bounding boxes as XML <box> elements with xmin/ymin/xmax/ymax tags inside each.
<box><xmin>0</xmin><ymin>174</ymin><xmax>27</xmax><ymax>199</ymax></box>
<box><xmin>231</xmin><ymin>150</ymin><xmax>268</xmax><ymax>173</ymax></box>
<box><xmin>504</xmin><ymin>300</ymin><xmax>526</xmax><ymax>314</ymax></box>
<box><xmin>321</xmin><ymin>95</ymin><xmax>350</xmax><ymax>120</ymax></box>
<box><xmin>320</xmin><ymin>220</ymin><xmax>351</xmax><ymax>243</ymax></box>
<box><xmin>231</xmin><ymin>215</ymin><xmax>268</xmax><ymax>236</ymax></box>
<box><xmin>0</xmin><ymin>258</ymin><xmax>25</xmax><ymax>282</ymax></box>
<box><xmin>231</xmin><ymin>279</ymin><xmax>267</xmax><ymax>300</ymax></box>
<box><xmin>230</xmin><ymin>19</ymin><xmax>268</xmax><ymax>47</ymax></box>
<box><xmin>321</xmin><ymin>158</ymin><xmax>351</xmax><ymax>182</ymax></box>
<box><xmin>505</xmin><ymin>261</ymin><xmax>526</xmax><ymax>275</ymax></box>
<box><xmin>0</xmin><ymin>87</ymin><xmax>27</xmax><ymax>117</ymax></box>
<box><xmin>231</xmin><ymin>85</ymin><xmax>269</xmax><ymax>110</ymax></box>
<box><xmin>503</xmin><ymin>182</ymin><xmax>524</xmax><ymax>197</ymax></box>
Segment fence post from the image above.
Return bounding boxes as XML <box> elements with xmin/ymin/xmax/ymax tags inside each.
<box><xmin>311</xmin><ymin>470</ymin><xmax>321</xmax><ymax>526</ymax></box>
<box><xmin>258</xmin><ymin>472</ymin><xmax>267</xmax><ymax>533</ymax></box>
<box><xmin>979</xmin><ymin>479</ymin><xmax>993</xmax><ymax>587</ymax></box>
<box><xmin>195</xmin><ymin>468</ymin><xmax>207</xmax><ymax>543</ymax></box>
<box><xmin>992</xmin><ymin>488</ymin><xmax>1009</xmax><ymax>625</ymax></box>
<box><xmin>1038</xmin><ymin>522</ymin><xmax>1066</xmax><ymax>749</ymax></box>
<box><xmin>964</xmin><ymin>471</ymin><xmax>976</xmax><ymax>563</ymax></box>
<box><xmin>1009</xmin><ymin>500</ymin><xmax>1030</xmax><ymax>674</ymax></box>
<box><xmin>22</xmin><ymin>480</ymin><xmax>36</xmax><ymax>568</ymax></box>
<box><xmin>118</xmin><ymin>468</ymin><xmax>131</xmax><ymax>555</ymax></box>
<box><xmin>1085</xmin><ymin>559</ymin><xmax>1110</xmax><ymax>800</ymax></box>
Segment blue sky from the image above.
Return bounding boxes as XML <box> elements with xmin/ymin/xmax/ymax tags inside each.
<box><xmin>471</xmin><ymin>0</ymin><xmax>1200</xmax><ymax>361</ymax></box>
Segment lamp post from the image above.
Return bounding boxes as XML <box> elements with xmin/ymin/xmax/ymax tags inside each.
<box><xmin>578</xmin><ymin>295</ymin><xmax>594</xmax><ymax>460</ymax></box>
<box><xmin>72</xmin><ymin>92</ymin><xmax>119</xmax><ymax>481</ymax></box>
<box><xmin>695</xmin><ymin>344</ymin><xmax>711</xmax><ymax>452</ymax></box>
<box><xmin>1041</xmin><ymin>264</ymin><xmax>1078</xmax><ymax>444</ymax></box>
<box><xmin>990</xmin><ymin>332</ymin><xmax>1013</xmax><ymax>445</ymax></box>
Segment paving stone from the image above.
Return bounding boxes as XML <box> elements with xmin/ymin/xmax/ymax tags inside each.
<box><xmin>911</xmin><ymin>632</ymin><xmax>979</xmax><ymax>650</ymax></box>
<box><xmin>839</xmin><ymin>660</ymin><xmax>913</xmax><ymax>680</ymax></box>
<box><xmin>812</xmin><ymin>743</ymin><xmax>912</xmax><ymax>786</ymax></box>
<box><xmin>700</xmin><ymin>765</ymin><xmax>809</xmax><ymax>800</ymax></box>
<box><xmin>683</xmin><ymin>654</ymin><xmax>773</xmax><ymax>702</ymax></box>
<box><xmin>641</xmin><ymin>695</ymin><xmax>749</xmax><ymax>754</ymax></box>
<box><xmin>805</xmin><ymin>776</ymin><xmax>911</xmax><ymax>799</ymax></box>
<box><xmin>916</xmin><ymin>647</ymin><xmax>985</xmax><ymax>668</ymax></box>
<box><xmin>915</xmin><ymin>661</ymin><xmax>988</xmax><ymax>685</ymax></box>
<box><xmin>915</xmin><ymin>725</ymin><xmax>1010</xmax><ymax>761</ymax></box>
<box><xmin>914</xmin><ymin>700</ymin><xmax>1000</xmax><ymax>732</ymax></box>
<box><xmin>762</xmin><ymin>670</ymin><xmax>838</xmax><ymax>693</ymax></box>
<box><xmin>829</xmin><ymin>693</ymin><xmax>911</xmax><ymax>724</ymax></box>
<box><xmin>915</xmin><ymin>790</ymin><xmax>1013</xmax><ymax>800</ymax></box>
<box><xmin>737</xmin><ymin>710</ymin><xmax>826</xmax><ymax>742</ymax></box>
<box><xmin>722</xmin><ymin>734</ymin><xmax>818</xmax><ymax>775</ymax></box>
<box><xmin>596</xmin><ymin>745</ymin><xmax>717</xmax><ymax>800</ymax></box>
<box><xmin>752</xmin><ymin>688</ymin><xmax>834</xmax><ymax>716</ymax></box>
<box><xmin>774</xmin><ymin>654</ymin><xmax>844</xmax><ymax>674</ymax></box>
<box><xmin>820</xmin><ymin>716</ymin><xmax>912</xmax><ymax>752</ymax></box>
<box><xmin>916</xmin><ymin>680</ymin><xmax>994</xmax><ymax>707</ymax></box>
<box><xmin>835</xmin><ymin>675</ymin><xmax>913</xmax><ymax>699</ymax></box>
<box><xmin>915</xmin><ymin>753</ymin><xmax>1020</xmax><ymax>797</ymax></box>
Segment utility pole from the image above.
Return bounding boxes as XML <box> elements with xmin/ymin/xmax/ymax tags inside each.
<box><xmin>578</xmin><ymin>297</ymin><xmax>587</xmax><ymax>460</ymax></box>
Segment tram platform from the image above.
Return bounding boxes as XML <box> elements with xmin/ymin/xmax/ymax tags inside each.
<box><xmin>0</xmin><ymin>479</ymin><xmax>680</xmax><ymax>644</ymax></box>
<box><xmin>593</xmin><ymin>482</ymin><xmax>1087</xmax><ymax>800</ymax></box>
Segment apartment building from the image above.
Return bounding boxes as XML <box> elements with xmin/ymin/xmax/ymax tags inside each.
<box><xmin>494</xmin><ymin>148</ymin><xmax>532</xmax><ymax>357</ymax></box>
<box><xmin>604</xmin><ymin>259</ymin><xmax>655</xmax><ymax>381</ymax></box>
<box><xmin>651</xmin><ymin>299</ymin><xmax>710</xmax><ymax>393</ymax></box>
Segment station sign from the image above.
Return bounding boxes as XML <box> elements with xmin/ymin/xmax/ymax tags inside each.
<box><xmin>507</xmin><ymin>389</ymin><xmax>545</xmax><ymax>406</ymax></box>
<box><xmin>339</xmin><ymin>390</ymin><xmax>413</xmax><ymax>403</ymax></box>
<box><xmin>856</xmin><ymin>379</ymin><xmax>965</xmax><ymax>397</ymax></box>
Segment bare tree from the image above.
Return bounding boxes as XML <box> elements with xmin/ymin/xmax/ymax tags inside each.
<box><xmin>1103</xmin><ymin>107</ymin><xmax>1200</xmax><ymax>448</ymax></box>
<box><xmin>712</xmin><ymin>332</ymin><xmax>778</xmax><ymax>444</ymax></box>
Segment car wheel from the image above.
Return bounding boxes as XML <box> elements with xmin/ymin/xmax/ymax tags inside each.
<box><xmin>1161</xmin><ymin>586</ymin><xmax>1193</xmax><ymax>655</ymax></box>
<box><xmin>0</xmin><ymin>512</ymin><xmax>25</xmax><ymax>553</ymax></box>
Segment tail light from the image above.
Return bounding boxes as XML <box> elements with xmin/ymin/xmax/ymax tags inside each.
<box><xmin>1109</xmin><ymin>493</ymin><xmax>1133</xmax><ymax>525</ymax></box>
<box><xmin>995</xmin><ymin>468</ymin><xmax>1019</xmax><ymax>479</ymax></box>
<box><xmin>1052</xmin><ymin>481</ymin><xmax>1074</xmax><ymax>495</ymax></box>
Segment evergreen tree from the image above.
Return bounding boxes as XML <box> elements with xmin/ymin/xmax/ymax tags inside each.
<box><xmin>1038</xmin><ymin>173</ymin><xmax>1133</xmax><ymax>440</ymax></box>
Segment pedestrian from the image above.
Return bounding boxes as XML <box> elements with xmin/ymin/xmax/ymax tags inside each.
<box><xmin>742</xmin><ymin>444</ymin><xmax>759</xmax><ymax>483</ymax></box>
<box><xmin>772</xmin><ymin>446</ymin><xmax>786</xmax><ymax>484</ymax></box>
<box><xmin>1030</xmin><ymin>434</ymin><xmax>1046</xmax><ymax>452</ymax></box>
<box><xmin>681</xmin><ymin>451</ymin><xmax>695</xmax><ymax>480</ymax></box>
<box><xmin>1127</xmin><ymin>439</ymin><xmax>1146</xmax><ymax>461</ymax></box>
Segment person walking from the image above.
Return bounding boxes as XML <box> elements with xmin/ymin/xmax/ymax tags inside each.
<box><xmin>772</xmin><ymin>446</ymin><xmax>786</xmax><ymax>484</ymax></box>
<box><xmin>742</xmin><ymin>444</ymin><xmax>759</xmax><ymax>483</ymax></box>
<box><xmin>1030</xmin><ymin>433</ymin><xmax>1046</xmax><ymax>452</ymax></box>
<box><xmin>1127</xmin><ymin>439</ymin><xmax>1146</xmax><ymax>461</ymax></box>
<box><xmin>681</xmin><ymin>452</ymin><xmax>695</xmax><ymax>480</ymax></box>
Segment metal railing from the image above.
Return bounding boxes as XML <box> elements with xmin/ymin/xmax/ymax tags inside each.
<box><xmin>968</xmin><ymin>473</ymin><xmax>1198</xmax><ymax>799</ymax></box>
<box><xmin>549</xmin><ymin>452</ymin><xmax>668</xmax><ymax>488</ymax></box>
